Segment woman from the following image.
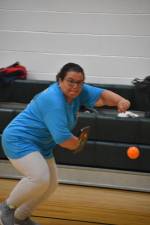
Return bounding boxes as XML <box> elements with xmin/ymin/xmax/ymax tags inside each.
<box><xmin>0</xmin><ymin>63</ymin><xmax>130</xmax><ymax>225</ymax></box>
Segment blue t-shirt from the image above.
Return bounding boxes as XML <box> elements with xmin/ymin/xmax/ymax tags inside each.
<box><xmin>2</xmin><ymin>83</ymin><xmax>104</xmax><ymax>159</ymax></box>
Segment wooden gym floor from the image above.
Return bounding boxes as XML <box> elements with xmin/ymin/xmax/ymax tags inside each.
<box><xmin>0</xmin><ymin>178</ymin><xmax>150</xmax><ymax>225</ymax></box>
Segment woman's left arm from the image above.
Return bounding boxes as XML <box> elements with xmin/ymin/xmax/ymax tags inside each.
<box><xmin>95</xmin><ymin>90</ymin><xmax>131</xmax><ymax>112</ymax></box>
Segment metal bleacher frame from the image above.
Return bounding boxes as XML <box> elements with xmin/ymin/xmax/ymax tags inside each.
<box><xmin>0</xmin><ymin>159</ymin><xmax>150</xmax><ymax>192</ymax></box>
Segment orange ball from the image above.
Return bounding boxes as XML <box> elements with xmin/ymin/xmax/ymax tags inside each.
<box><xmin>127</xmin><ymin>146</ymin><xmax>140</xmax><ymax>159</ymax></box>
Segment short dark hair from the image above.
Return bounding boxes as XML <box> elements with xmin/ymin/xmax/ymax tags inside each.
<box><xmin>56</xmin><ymin>63</ymin><xmax>85</xmax><ymax>81</ymax></box>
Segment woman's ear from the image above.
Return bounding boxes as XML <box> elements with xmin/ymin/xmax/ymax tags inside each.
<box><xmin>58</xmin><ymin>77</ymin><xmax>62</xmax><ymax>86</ymax></box>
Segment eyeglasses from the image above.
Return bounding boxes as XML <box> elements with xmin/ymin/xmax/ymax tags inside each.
<box><xmin>64</xmin><ymin>78</ymin><xmax>84</xmax><ymax>87</ymax></box>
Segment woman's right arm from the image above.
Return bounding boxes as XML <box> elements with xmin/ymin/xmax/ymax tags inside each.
<box><xmin>59</xmin><ymin>136</ymin><xmax>80</xmax><ymax>150</ymax></box>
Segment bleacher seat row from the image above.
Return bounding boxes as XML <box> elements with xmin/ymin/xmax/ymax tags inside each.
<box><xmin>0</xmin><ymin>80</ymin><xmax>150</xmax><ymax>172</ymax></box>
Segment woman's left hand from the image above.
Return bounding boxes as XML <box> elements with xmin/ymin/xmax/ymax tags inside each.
<box><xmin>117</xmin><ymin>99</ymin><xmax>131</xmax><ymax>112</ymax></box>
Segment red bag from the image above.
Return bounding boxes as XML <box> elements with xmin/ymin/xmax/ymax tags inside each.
<box><xmin>0</xmin><ymin>62</ymin><xmax>27</xmax><ymax>86</ymax></box>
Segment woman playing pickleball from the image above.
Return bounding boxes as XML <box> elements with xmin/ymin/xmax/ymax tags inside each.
<box><xmin>0</xmin><ymin>62</ymin><xmax>130</xmax><ymax>225</ymax></box>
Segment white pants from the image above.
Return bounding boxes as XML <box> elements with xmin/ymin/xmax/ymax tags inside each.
<box><xmin>7</xmin><ymin>152</ymin><xmax>58</xmax><ymax>220</ymax></box>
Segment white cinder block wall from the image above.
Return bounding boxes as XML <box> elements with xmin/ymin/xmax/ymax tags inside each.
<box><xmin>0</xmin><ymin>0</ymin><xmax>150</xmax><ymax>84</ymax></box>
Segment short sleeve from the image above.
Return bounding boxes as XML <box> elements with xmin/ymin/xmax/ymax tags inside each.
<box><xmin>80</xmin><ymin>84</ymin><xmax>105</xmax><ymax>108</ymax></box>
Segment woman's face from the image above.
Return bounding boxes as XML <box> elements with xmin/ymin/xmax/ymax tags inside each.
<box><xmin>59</xmin><ymin>71</ymin><xmax>84</xmax><ymax>102</ymax></box>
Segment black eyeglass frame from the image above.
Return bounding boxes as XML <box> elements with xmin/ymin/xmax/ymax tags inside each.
<box><xmin>64</xmin><ymin>78</ymin><xmax>84</xmax><ymax>87</ymax></box>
